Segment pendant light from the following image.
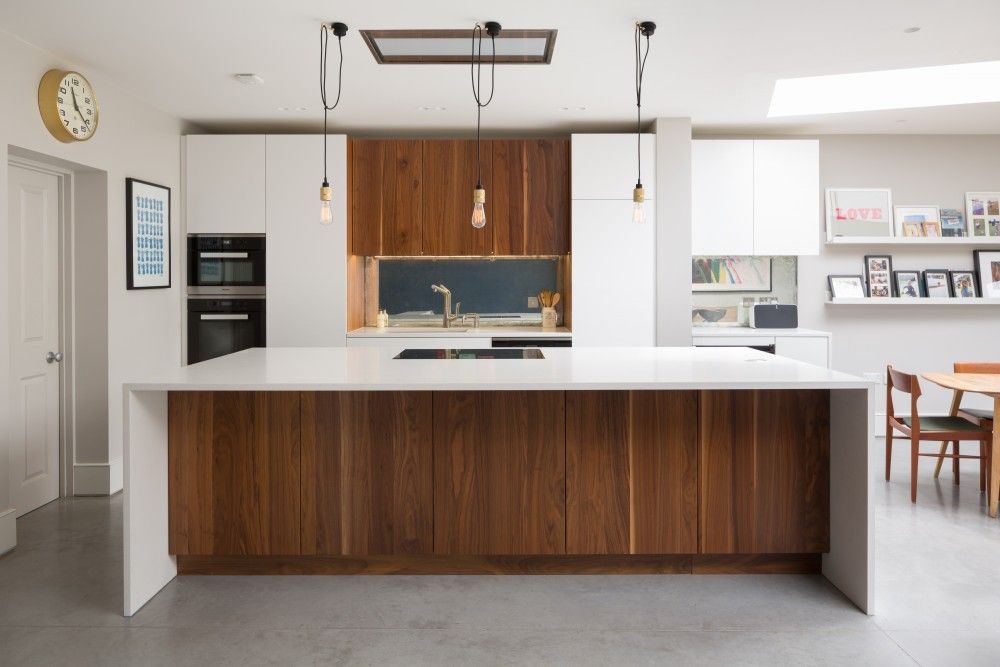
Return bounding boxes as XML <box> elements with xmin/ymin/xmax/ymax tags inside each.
<box><xmin>633</xmin><ymin>21</ymin><xmax>655</xmax><ymax>224</ymax></box>
<box><xmin>470</xmin><ymin>21</ymin><xmax>500</xmax><ymax>229</ymax></box>
<box><xmin>319</xmin><ymin>22</ymin><xmax>348</xmax><ymax>225</ymax></box>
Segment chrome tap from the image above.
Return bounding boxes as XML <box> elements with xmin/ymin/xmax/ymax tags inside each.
<box><xmin>431</xmin><ymin>284</ymin><xmax>461</xmax><ymax>328</ymax></box>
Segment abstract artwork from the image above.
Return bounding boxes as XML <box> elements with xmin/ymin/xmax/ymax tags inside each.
<box><xmin>126</xmin><ymin>178</ymin><xmax>171</xmax><ymax>289</ymax></box>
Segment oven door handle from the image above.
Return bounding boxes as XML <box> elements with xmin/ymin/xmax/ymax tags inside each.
<box><xmin>200</xmin><ymin>252</ymin><xmax>249</xmax><ymax>259</ymax></box>
<box><xmin>199</xmin><ymin>313</ymin><xmax>250</xmax><ymax>321</ymax></box>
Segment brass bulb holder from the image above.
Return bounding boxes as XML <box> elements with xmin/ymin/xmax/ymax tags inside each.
<box><xmin>473</xmin><ymin>186</ymin><xmax>486</xmax><ymax>204</ymax></box>
<box><xmin>320</xmin><ymin>183</ymin><xmax>332</xmax><ymax>202</ymax></box>
<box><xmin>633</xmin><ymin>185</ymin><xmax>645</xmax><ymax>204</ymax></box>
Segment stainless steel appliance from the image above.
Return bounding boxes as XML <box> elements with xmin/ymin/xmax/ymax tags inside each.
<box><xmin>187</xmin><ymin>234</ymin><xmax>265</xmax><ymax>295</ymax></box>
<box><xmin>187</xmin><ymin>297</ymin><xmax>266</xmax><ymax>364</ymax></box>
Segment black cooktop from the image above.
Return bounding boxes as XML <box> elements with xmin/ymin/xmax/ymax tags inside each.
<box><xmin>393</xmin><ymin>348</ymin><xmax>545</xmax><ymax>360</ymax></box>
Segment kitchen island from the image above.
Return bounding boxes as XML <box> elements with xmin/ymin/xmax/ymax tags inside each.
<box><xmin>123</xmin><ymin>346</ymin><xmax>873</xmax><ymax>616</ymax></box>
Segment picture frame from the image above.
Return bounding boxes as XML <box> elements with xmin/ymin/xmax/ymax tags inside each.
<box><xmin>949</xmin><ymin>270</ymin><xmax>978</xmax><ymax>298</ymax></box>
<box><xmin>692</xmin><ymin>256</ymin><xmax>772</xmax><ymax>292</ymax></box>
<box><xmin>965</xmin><ymin>192</ymin><xmax>1000</xmax><ymax>239</ymax></box>
<box><xmin>922</xmin><ymin>269</ymin><xmax>950</xmax><ymax>298</ymax></box>
<box><xmin>126</xmin><ymin>177</ymin><xmax>171</xmax><ymax>290</ymax></box>
<box><xmin>900</xmin><ymin>222</ymin><xmax>923</xmax><ymax>238</ymax></box>
<box><xmin>826</xmin><ymin>188</ymin><xmax>894</xmax><ymax>240</ymax></box>
<box><xmin>893</xmin><ymin>205</ymin><xmax>940</xmax><ymax>237</ymax></box>
<box><xmin>922</xmin><ymin>221</ymin><xmax>942</xmax><ymax>237</ymax></box>
<box><xmin>893</xmin><ymin>271</ymin><xmax>922</xmax><ymax>298</ymax></box>
<box><xmin>863</xmin><ymin>254</ymin><xmax>893</xmax><ymax>298</ymax></box>
<box><xmin>939</xmin><ymin>208</ymin><xmax>967</xmax><ymax>238</ymax></box>
<box><xmin>973</xmin><ymin>249</ymin><xmax>1000</xmax><ymax>298</ymax></box>
<box><xmin>828</xmin><ymin>275</ymin><xmax>866</xmax><ymax>299</ymax></box>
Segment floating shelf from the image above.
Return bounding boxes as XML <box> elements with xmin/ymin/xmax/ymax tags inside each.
<box><xmin>826</xmin><ymin>236</ymin><xmax>1000</xmax><ymax>246</ymax></box>
<box><xmin>827</xmin><ymin>297</ymin><xmax>1000</xmax><ymax>305</ymax></box>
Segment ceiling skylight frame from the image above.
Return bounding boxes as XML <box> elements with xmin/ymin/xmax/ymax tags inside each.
<box><xmin>360</xmin><ymin>29</ymin><xmax>557</xmax><ymax>64</ymax></box>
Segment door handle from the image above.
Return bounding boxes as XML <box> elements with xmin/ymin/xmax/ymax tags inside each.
<box><xmin>200</xmin><ymin>252</ymin><xmax>249</xmax><ymax>259</ymax></box>
<box><xmin>200</xmin><ymin>314</ymin><xmax>250</xmax><ymax>320</ymax></box>
<box><xmin>45</xmin><ymin>351</ymin><xmax>63</xmax><ymax>364</ymax></box>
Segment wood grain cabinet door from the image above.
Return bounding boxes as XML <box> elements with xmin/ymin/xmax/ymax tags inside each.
<box><xmin>350</xmin><ymin>139</ymin><xmax>423</xmax><ymax>256</ymax></box>
<box><xmin>422</xmin><ymin>140</ymin><xmax>493</xmax><ymax>256</ymax></box>
<box><xmin>168</xmin><ymin>391</ymin><xmax>301</xmax><ymax>556</ymax></box>
<box><xmin>349</xmin><ymin>139</ymin><xmax>383</xmax><ymax>255</ymax></box>
<box><xmin>433</xmin><ymin>391</ymin><xmax>566</xmax><ymax>554</ymax></box>
<box><xmin>491</xmin><ymin>139</ymin><xmax>570</xmax><ymax>255</ymax></box>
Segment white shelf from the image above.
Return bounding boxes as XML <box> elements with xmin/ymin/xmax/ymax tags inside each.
<box><xmin>827</xmin><ymin>297</ymin><xmax>1000</xmax><ymax>305</ymax></box>
<box><xmin>826</xmin><ymin>236</ymin><xmax>1000</xmax><ymax>246</ymax></box>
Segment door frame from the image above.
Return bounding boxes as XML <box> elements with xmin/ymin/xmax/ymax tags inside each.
<box><xmin>8</xmin><ymin>156</ymin><xmax>74</xmax><ymax>499</ymax></box>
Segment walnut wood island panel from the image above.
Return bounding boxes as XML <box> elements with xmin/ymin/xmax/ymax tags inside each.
<box><xmin>123</xmin><ymin>347</ymin><xmax>873</xmax><ymax>616</ymax></box>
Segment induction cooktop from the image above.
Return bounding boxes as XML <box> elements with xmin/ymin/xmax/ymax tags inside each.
<box><xmin>393</xmin><ymin>348</ymin><xmax>544</xmax><ymax>360</ymax></box>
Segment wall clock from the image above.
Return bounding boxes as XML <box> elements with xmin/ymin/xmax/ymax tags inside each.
<box><xmin>37</xmin><ymin>69</ymin><xmax>99</xmax><ymax>142</ymax></box>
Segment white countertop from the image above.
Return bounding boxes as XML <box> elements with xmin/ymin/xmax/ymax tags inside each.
<box><xmin>692</xmin><ymin>327</ymin><xmax>831</xmax><ymax>338</ymax></box>
<box><xmin>348</xmin><ymin>326</ymin><xmax>572</xmax><ymax>338</ymax></box>
<box><xmin>125</xmin><ymin>346</ymin><xmax>867</xmax><ymax>392</ymax></box>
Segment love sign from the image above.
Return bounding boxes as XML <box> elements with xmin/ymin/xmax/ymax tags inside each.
<box><xmin>826</xmin><ymin>188</ymin><xmax>894</xmax><ymax>239</ymax></box>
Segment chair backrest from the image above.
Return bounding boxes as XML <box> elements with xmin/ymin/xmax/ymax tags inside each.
<box><xmin>954</xmin><ymin>362</ymin><xmax>1000</xmax><ymax>374</ymax></box>
<box><xmin>886</xmin><ymin>365</ymin><xmax>921</xmax><ymax>423</ymax></box>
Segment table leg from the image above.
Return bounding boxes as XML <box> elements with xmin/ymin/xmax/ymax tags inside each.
<box><xmin>934</xmin><ymin>390</ymin><xmax>963</xmax><ymax>479</ymax></box>
<box><xmin>991</xmin><ymin>396</ymin><xmax>1000</xmax><ymax>518</ymax></box>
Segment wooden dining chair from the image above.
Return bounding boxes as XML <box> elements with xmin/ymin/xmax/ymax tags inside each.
<box><xmin>885</xmin><ymin>366</ymin><xmax>993</xmax><ymax>502</ymax></box>
<box><xmin>933</xmin><ymin>362</ymin><xmax>999</xmax><ymax>491</ymax></box>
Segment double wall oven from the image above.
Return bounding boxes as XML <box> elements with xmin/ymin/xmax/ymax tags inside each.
<box><xmin>187</xmin><ymin>235</ymin><xmax>265</xmax><ymax>364</ymax></box>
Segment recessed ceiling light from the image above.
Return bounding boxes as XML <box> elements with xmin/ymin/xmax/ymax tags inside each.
<box><xmin>559</xmin><ymin>106</ymin><xmax>587</xmax><ymax>111</ymax></box>
<box><xmin>768</xmin><ymin>60</ymin><xmax>1000</xmax><ymax>116</ymax></box>
<box><xmin>418</xmin><ymin>106</ymin><xmax>447</xmax><ymax>111</ymax></box>
<box><xmin>903</xmin><ymin>26</ymin><xmax>921</xmax><ymax>33</ymax></box>
<box><xmin>233</xmin><ymin>73</ymin><xmax>264</xmax><ymax>85</ymax></box>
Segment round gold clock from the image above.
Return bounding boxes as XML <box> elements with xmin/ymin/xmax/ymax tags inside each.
<box><xmin>38</xmin><ymin>69</ymin><xmax>99</xmax><ymax>142</ymax></box>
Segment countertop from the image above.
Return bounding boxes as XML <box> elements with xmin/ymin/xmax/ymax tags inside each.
<box><xmin>348</xmin><ymin>326</ymin><xmax>572</xmax><ymax>338</ymax></box>
<box><xmin>125</xmin><ymin>346</ymin><xmax>867</xmax><ymax>392</ymax></box>
<box><xmin>692</xmin><ymin>327</ymin><xmax>831</xmax><ymax>338</ymax></box>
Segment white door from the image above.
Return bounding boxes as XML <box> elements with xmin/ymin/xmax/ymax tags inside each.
<box><xmin>7</xmin><ymin>165</ymin><xmax>62</xmax><ymax>517</ymax></box>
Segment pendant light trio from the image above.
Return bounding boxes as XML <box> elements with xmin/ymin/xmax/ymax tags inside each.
<box><xmin>318</xmin><ymin>20</ymin><xmax>654</xmax><ymax>227</ymax></box>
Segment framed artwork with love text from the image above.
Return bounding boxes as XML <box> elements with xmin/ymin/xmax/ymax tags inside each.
<box><xmin>826</xmin><ymin>188</ymin><xmax>894</xmax><ymax>240</ymax></box>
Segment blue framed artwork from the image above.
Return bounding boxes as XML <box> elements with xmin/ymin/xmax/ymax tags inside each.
<box><xmin>126</xmin><ymin>177</ymin><xmax>171</xmax><ymax>289</ymax></box>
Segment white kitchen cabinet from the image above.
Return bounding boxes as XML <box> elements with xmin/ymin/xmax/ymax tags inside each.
<box><xmin>753</xmin><ymin>140</ymin><xmax>820</xmax><ymax>255</ymax></box>
<box><xmin>184</xmin><ymin>135</ymin><xmax>265</xmax><ymax>234</ymax></box>
<box><xmin>775</xmin><ymin>336</ymin><xmax>829</xmax><ymax>368</ymax></box>
<box><xmin>572</xmin><ymin>199</ymin><xmax>656</xmax><ymax>346</ymax></box>
<box><xmin>691</xmin><ymin>139</ymin><xmax>819</xmax><ymax>256</ymax></box>
<box><xmin>571</xmin><ymin>134</ymin><xmax>656</xmax><ymax>200</ymax></box>
<box><xmin>265</xmin><ymin>135</ymin><xmax>347</xmax><ymax>347</ymax></box>
<box><xmin>692</xmin><ymin>140</ymin><xmax>754</xmax><ymax>255</ymax></box>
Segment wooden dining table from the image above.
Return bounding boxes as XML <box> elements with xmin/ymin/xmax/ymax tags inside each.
<box><xmin>922</xmin><ymin>372</ymin><xmax>1000</xmax><ymax>517</ymax></box>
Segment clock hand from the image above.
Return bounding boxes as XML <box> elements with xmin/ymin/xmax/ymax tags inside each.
<box><xmin>69</xmin><ymin>87</ymin><xmax>87</xmax><ymax>125</ymax></box>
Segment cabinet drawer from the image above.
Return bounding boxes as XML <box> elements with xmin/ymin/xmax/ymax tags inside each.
<box><xmin>693</xmin><ymin>336</ymin><xmax>775</xmax><ymax>348</ymax></box>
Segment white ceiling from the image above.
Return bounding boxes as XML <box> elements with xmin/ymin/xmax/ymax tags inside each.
<box><xmin>4</xmin><ymin>0</ymin><xmax>1000</xmax><ymax>134</ymax></box>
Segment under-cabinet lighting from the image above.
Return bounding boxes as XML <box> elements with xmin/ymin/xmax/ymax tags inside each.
<box><xmin>768</xmin><ymin>60</ymin><xmax>1000</xmax><ymax>117</ymax></box>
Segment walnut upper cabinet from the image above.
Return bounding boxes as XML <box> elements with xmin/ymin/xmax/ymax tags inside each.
<box><xmin>349</xmin><ymin>138</ymin><xmax>570</xmax><ymax>256</ymax></box>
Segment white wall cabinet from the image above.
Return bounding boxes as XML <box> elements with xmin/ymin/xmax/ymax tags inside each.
<box><xmin>691</xmin><ymin>139</ymin><xmax>819</xmax><ymax>256</ymax></box>
<box><xmin>265</xmin><ymin>135</ymin><xmax>347</xmax><ymax>347</ymax></box>
<box><xmin>184</xmin><ymin>135</ymin><xmax>265</xmax><ymax>234</ymax></box>
<box><xmin>571</xmin><ymin>134</ymin><xmax>656</xmax><ymax>200</ymax></box>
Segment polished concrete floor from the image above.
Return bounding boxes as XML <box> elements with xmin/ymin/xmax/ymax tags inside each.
<box><xmin>1</xmin><ymin>451</ymin><xmax>999</xmax><ymax>666</ymax></box>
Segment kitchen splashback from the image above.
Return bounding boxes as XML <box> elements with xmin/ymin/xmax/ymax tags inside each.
<box><xmin>378</xmin><ymin>258</ymin><xmax>559</xmax><ymax>315</ymax></box>
<box><xmin>691</xmin><ymin>256</ymin><xmax>798</xmax><ymax>326</ymax></box>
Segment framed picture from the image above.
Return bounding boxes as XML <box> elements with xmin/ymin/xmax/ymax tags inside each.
<box><xmin>893</xmin><ymin>205</ymin><xmax>940</xmax><ymax>237</ymax></box>
<box><xmin>965</xmin><ymin>192</ymin><xmax>1000</xmax><ymax>239</ymax></box>
<box><xmin>692</xmin><ymin>256</ymin><xmax>772</xmax><ymax>292</ymax></box>
<box><xmin>893</xmin><ymin>271</ymin><xmax>922</xmax><ymax>298</ymax></box>
<box><xmin>922</xmin><ymin>221</ymin><xmax>942</xmax><ymax>237</ymax></box>
<box><xmin>939</xmin><ymin>208</ymin><xmax>967</xmax><ymax>237</ymax></box>
<box><xmin>973</xmin><ymin>249</ymin><xmax>1000</xmax><ymax>298</ymax></box>
<box><xmin>826</xmin><ymin>188</ymin><xmax>893</xmax><ymax>240</ymax></box>
<box><xmin>828</xmin><ymin>275</ymin><xmax>866</xmax><ymax>298</ymax></box>
<box><xmin>922</xmin><ymin>269</ymin><xmax>950</xmax><ymax>298</ymax></box>
<box><xmin>863</xmin><ymin>254</ymin><xmax>893</xmax><ymax>298</ymax></box>
<box><xmin>949</xmin><ymin>270</ymin><xmax>978</xmax><ymax>298</ymax></box>
<box><xmin>126</xmin><ymin>178</ymin><xmax>171</xmax><ymax>289</ymax></box>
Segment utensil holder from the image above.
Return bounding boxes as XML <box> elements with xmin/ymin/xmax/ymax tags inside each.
<box><xmin>541</xmin><ymin>307</ymin><xmax>557</xmax><ymax>329</ymax></box>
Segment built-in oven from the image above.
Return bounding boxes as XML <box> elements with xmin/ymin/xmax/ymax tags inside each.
<box><xmin>187</xmin><ymin>297</ymin><xmax>266</xmax><ymax>364</ymax></box>
<box><xmin>187</xmin><ymin>235</ymin><xmax>265</xmax><ymax>295</ymax></box>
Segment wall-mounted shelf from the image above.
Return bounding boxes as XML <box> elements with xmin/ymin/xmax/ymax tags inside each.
<box><xmin>827</xmin><ymin>296</ymin><xmax>1000</xmax><ymax>305</ymax></box>
<box><xmin>826</xmin><ymin>237</ymin><xmax>1000</xmax><ymax>246</ymax></box>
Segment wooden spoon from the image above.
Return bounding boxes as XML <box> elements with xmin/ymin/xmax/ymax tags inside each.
<box><xmin>551</xmin><ymin>293</ymin><xmax>561</xmax><ymax>307</ymax></box>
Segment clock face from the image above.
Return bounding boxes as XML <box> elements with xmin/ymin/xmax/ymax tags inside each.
<box><xmin>38</xmin><ymin>70</ymin><xmax>99</xmax><ymax>142</ymax></box>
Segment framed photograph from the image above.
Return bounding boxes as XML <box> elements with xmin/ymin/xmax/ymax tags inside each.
<box><xmin>922</xmin><ymin>269</ymin><xmax>950</xmax><ymax>298</ymax></box>
<box><xmin>826</xmin><ymin>188</ymin><xmax>893</xmax><ymax>240</ymax></box>
<box><xmin>893</xmin><ymin>205</ymin><xmax>940</xmax><ymax>237</ymax></box>
<box><xmin>126</xmin><ymin>178</ymin><xmax>171</xmax><ymax>289</ymax></box>
<box><xmin>940</xmin><ymin>208</ymin><xmax>967</xmax><ymax>237</ymax></box>
<box><xmin>922</xmin><ymin>221</ymin><xmax>942</xmax><ymax>237</ymax></box>
<box><xmin>893</xmin><ymin>271</ymin><xmax>922</xmax><ymax>298</ymax></box>
<box><xmin>828</xmin><ymin>275</ymin><xmax>866</xmax><ymax>298</ymax></box>
<box><xmin>965</xmin><ymin>192</ymin><xmax>1000</xmax><ymax>238</ymax></box>
<box><xmin>973</xmin><ymin>250</ymin><xmax>1000</xmax><ymax>298</ymax></box>
<box><xmin>863</xmin><ymin>254</ymin><xmax>894</xmax><ymax>298</ymax></box>
<box><xmin>949</xmin><ymin>270</ymin><xmax>978</xmax><ymax>298</ymax></box>
<box><xmin>692</xmin><ymin>256</ymin><xmax>772</xmax><ymax>292</ymax></box>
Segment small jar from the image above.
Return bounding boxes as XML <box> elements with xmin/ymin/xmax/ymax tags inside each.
<box><xmin>541</xmin><ymin>307</ymin><xmax>557</xmax><ymax>330</ymax></box>
<box><xmin>376</xmin><ymin>310</ymin><xmax>389</xmax><ymax>328</ymax></box>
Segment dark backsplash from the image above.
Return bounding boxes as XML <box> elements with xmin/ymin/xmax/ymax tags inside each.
<box><xmin>378</xmin><ymin>258</ymin><xmax>558</xmax><ymax>315</ymax></box>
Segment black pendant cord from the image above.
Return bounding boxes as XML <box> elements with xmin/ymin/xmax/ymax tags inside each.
<box><xmin>634</xmin><ymin>24</ymin><xmax>651</xmax><ymax>188</ymax></box>
<box><xmin>320</xmin><ymin>24</ymin><xmax>345</xmax><ymax>185</ymax></box>
<box><xmin>471</xmin><ymin>24</ymin><xmax>496</xmax><ymax>188</ymax></box>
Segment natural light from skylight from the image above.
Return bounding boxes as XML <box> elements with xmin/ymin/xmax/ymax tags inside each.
<box><xmin>768</xmin><ymin>60</ymin><xmax>1000</xmax><ymax>117</ymax></box>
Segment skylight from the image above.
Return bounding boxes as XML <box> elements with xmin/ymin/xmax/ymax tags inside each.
<box><xmin>768</xmin><ymin>60</ymin><xmax>1000</xmax><ymax>117</ymax></box>
<box><xmin>360</xmin><ymin>29</ymin><xmax>557</xmax><ymax>64</ymax></box>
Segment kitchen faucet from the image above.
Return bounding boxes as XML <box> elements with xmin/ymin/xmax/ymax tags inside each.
<box><xmin>431</xmin><ymin>284</ymin><xmax>479</xmax><ymax>329</ymax></box>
